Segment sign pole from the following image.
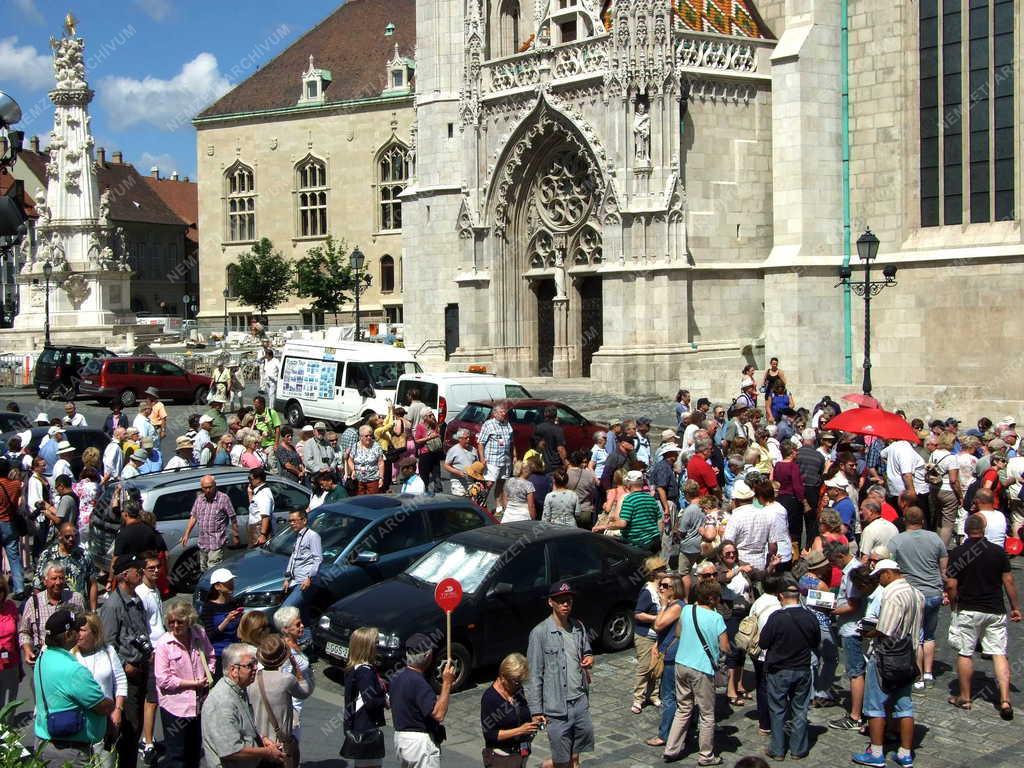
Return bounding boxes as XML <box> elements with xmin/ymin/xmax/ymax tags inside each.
<box><xmin>434</xmin><ymin>577</ymin><xmax>464</xmax><ymax>671</ymax></box>
<box><xmin>446</xmin><ymin>610</ymin><xmax>452</xmax><ymax>664</ymax></box>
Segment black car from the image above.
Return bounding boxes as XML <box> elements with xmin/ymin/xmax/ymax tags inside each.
<box><xmin>315</xmin><ymin>522</ymin><xmax>647</xmax><ymax>690</ymax></box>
<box><xmin>0</xmin><ymin>412</ymin><xmax>30</xmax><ymax>433</ymax></box>
<box><xmin>0</xmin><ymin>427</ymin><xmax>109</xmax><ymax>477</ymax></box>
<box><xmin>34</xmin><ymin>345</ymin><xmax>117</xmax><ymax>400</ymax></box>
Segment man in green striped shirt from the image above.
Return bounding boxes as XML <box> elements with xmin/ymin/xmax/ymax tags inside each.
<box><xmin>593</xmin><ymin>470</ymin><xmax>662</xmax><ymax>552</ymax></box>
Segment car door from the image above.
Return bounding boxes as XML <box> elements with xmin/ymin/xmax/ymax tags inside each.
<box><xmin>352</xmin><ymin>511</ymin><xmax>430</xmax><ymax>582</ymax></box>
<box><xmin>480</xmin><ymin>541</ymin><xmax>550</xmax><ymax>664</ymax></box>
<box><xmin>267</xmin><ymin>480</ymin><xmax>309</xmax><ymax>532</ymax></box>
<box><xmin>333</xmin><ymin>362</ymin><xmax>362</xmax><ymax>423</ymax></box>
<box><xmin>555</xmin><ymin>405</ymin><xmax>589</xmax><ymax>454</ymax></box>
<box><xmin>222</xmin><ymin>482</ymin><xmax>253</xmax><ymax>546</ymax></box>
<box><xmin>508</xmin><ymin>406</ymin><xmax>541</xmax><ymax>458</ymax></box>
<box><xmin>425</xmin><ymin>505</ymin><xmax>488</xmax><ymax>542</ymax></box>
<box><xmin>549</xmin><ymin>537</ymin><xmax>610</xmax><ymax>632</ymax></box>
<box><xmin>154</xmin><ymin>360</ymin><xmax>189</xmax><ymax>400</ymax></box>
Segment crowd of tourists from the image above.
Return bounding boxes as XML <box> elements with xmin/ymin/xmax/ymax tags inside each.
<box><xmin>0</xmin><ymin>353</ymin><xmax>1020</xmax><ymax>767</ymax></box>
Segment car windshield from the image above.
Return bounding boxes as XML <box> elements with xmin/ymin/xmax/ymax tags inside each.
<box><xmin>406</xmin><ymin>541</ymin><xmax>500</xmax><ymax>594</ymax></box>
<box><xmin>267</xmin><ymin>509</ymin><xmax>366</xmax><ymax>560</ymax></box>
<box><xmin>365</xmin><ymin>361</ymin><xmax>421</xmax><ymax>390</ymax></box>
<box><xmin>455</xmin><ymin>404</ymin><xmax>492</xmax><ymax>424</ymax></box>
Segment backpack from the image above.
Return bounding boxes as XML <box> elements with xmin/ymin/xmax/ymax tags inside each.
<box><xmin>733</xmin><ymin>611</ymin><xmax>762</xmax><ymax>657</ymax></box>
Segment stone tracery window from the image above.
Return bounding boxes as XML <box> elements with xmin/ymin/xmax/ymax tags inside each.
<box><xmin>225</xmin><ymin>162</ymin><xmax>255</xmax><ymax>242</ymax></box>
<box><xmin>377</xmin><ymin>143</ymin><xmax>409</xmax><ymax>231</ymax></box>
<box><xmin>526</xmin><ymin>148</ymin><xmax>602</xmax><ymax>267</ymax></box>
<box><xmin>296</xmin><ymin>156</ymin><xmax>328</xmax><ymax>237</ymax></box>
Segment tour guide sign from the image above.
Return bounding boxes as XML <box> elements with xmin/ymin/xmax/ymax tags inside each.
<box><xmin>433</xmin><ymin>577</ymin><xmax>463</xmax><ymax>663</ymax></box>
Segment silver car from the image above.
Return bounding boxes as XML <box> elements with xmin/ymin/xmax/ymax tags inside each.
<box><xmin>88</xmin><ymin>466</ymin><xmax>310</xmax><ymax>591</ymax></box>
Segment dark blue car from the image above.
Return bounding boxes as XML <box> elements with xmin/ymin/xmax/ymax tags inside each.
<box><xmin>194</xmin><ymin>494</ymin><xmax>493</xmax><ymax>615</ymax></box>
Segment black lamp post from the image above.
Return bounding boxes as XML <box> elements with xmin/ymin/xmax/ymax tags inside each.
<box><xmin>222</xmin><ymin>288</ymin><xmax>229</xmax><ymax>341</ymax></box>
<box><xmin>350</xmin><ymin>245</ymin><xmax>365</xmax><ymax>341</ymax></box>
<box><xmin>836</xmin><ymin>228</ymin><xmax>897</xmax><ymax>395</ymax></box>
<box><xmin>42</xmin><ymin>260</ymin><xmax>52</xmax><ymax>346</ymax></box>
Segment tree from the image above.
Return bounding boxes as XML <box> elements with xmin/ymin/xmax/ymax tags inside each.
<box><xmin>293</xmin><ymin>235</ymin><xmax>363</xmax><ymax>325</ymax></box>
<box><xmin>233</xmin><ymin>238</ymin><xmax>293</xmax><ymax>315</ymax></box>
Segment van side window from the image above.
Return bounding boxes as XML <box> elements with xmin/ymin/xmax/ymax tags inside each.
<box><xmin>345</xmin><ymin>363</ymin><xmax>370</xmax><ymax>390</ymax></box>
<box><xmin>335</xmin><ymin>363</ymin><xmax>346</xmax><ymax>388</ymax></box>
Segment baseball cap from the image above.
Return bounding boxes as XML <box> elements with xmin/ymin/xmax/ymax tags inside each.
<box><xmin>175</xmin><ymin>435</ymin><xmax>194</xmax><ymax>449</ymax></box>
<box><xmin>625</xmin><ymin>469</ymin><xmax>645</xmax><ymax>485</ymax></box>
<box><xmin>45</xmin><ymin>608</ymin><xmax>86</xmax><ymax>635</ymax></box>
<box><xmin>117</xmin><ymin>554</ymin><xmax>146</xmax><ymax>573</ymax></box>
<box><xmin>314</xmin><ymin>421</ymin><xmax>328</xmax><ymax>431</ymax></box>
<box><xmin>548</xmin><ymin>582</ymin><xmax>576</xmax><ymax>599</ymax></box>
<box><xmin>209</xmin><ymin>567</ymin><xmax>236</xmax><ymax>585</ymax></box>
<box><xmin>636</xmin><ymin>416</ymin><xmax>652</xmax><ymax>425</ymax></box>
<box><xmin>198</xmin><ymin>414</ymin><xmax>214</xmax><ymax>424</ymax></box>
<box><xmin>871</xmin><ymin>558</ymin><xmax>901</xmax><ymax>574</ymax></box>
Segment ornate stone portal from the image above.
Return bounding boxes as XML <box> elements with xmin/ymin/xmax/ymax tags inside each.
<box><xmin>10</xmin><ymin>17</ymin><xmax>134</xmax><ymax>344</ymax></box>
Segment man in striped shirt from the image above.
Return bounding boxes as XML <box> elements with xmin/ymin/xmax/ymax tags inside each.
<box><xmin>594</xmin><ymin>470</ymin><xmax>661</xmax><ymax>552</ymax></box>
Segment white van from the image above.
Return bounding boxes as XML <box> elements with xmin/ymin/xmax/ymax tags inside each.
<box><xmin>395</xmin><ymin>372</ymin><xmax>531</xmax><ymax>425</ymax></box>
<box><xmin>274</xmin><ymin>334</ymin><xmax>421</xmax><ymax>427</ymax></box>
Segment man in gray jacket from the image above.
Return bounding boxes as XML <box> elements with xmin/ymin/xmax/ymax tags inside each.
<box><xmin>525</xmin><ymin>582</ymin><xmax>595</xmax><ymax>768</ymax></box>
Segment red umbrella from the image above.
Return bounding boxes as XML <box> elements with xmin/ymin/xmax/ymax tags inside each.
<box><xmin>825</xmin><ymin>407</ymin><xmax>919</xmax><ymax>443</ymax></box>
<box><xmin>842</xmin><ymin>393</ymin><xmax>881</xmax><ymax>409</ymax></box>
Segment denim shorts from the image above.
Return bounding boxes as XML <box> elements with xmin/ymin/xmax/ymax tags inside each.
<box><xmin>841</xmin><ymin>633</ymin><xmax>866</xmax><ymax>678</ymax></box>
<box><xmin>863</xmin><ymin>655</ymin><xmax>913</xmax><ymax>720</ymax></box>
<box><xmin>920</xmin><ymin>595</ymin><xmax>942</xmax><ymax>643</ymax></box>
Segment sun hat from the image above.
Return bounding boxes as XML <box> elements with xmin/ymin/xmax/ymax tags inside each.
<box><xmin>35</xmin><ymin>413</ymin><xmax>49</xmax><ymax>424</ymax></box>
<box><xmin>661</xmin><ymin>429</ymin><xmax>678</xmax><ymax>441</ymax></box>
<box><xmin>824</xmin><ymin>474</ymin><xmax>849</xmax><ymax>489</ymax></box>
<box><xmin>466</xmin><ymin>461</ymin><xmax>486</xmax><ymax>481</ymax></box>
<box><xmin>144</xmin><ymin>387</ymin><xmax>160</xmax><ymax>399</ymax></box>
<box><xmin>657</xmin><ymin>443</ymin><xmax>681</xmax><ymax>458</ymax></box>
<box><xmin>56</xmin><ymin>440</ymin><xmax>75</xmax><ymax>455</ymax></box>
<box><xmin>731</xmin><ymin>479</ymin><xmax>754</xmax><ymax>501</ymax></box>
<box><xmin>257</xmin><ymin>635</ymin><xmax>290</xmax><ymax>670</ymax></box>
<box><xmin>313</xmin><ymin>421</ymin><xmax>328</xmax><ymax>431</ymax></box>
<box><xmin>175</xmin><ymin>436</ymin><xmax>194</xmax><ymax>450</ymax></box>
<box><xmin>803</xmin><ymin>551</ymin><xmax>829</xmax><ymax>570</ymax></box>
<box><xmin>871</xmin><ymin>558</ymin><xmax>901</xmax><ymax>574</ymax></box>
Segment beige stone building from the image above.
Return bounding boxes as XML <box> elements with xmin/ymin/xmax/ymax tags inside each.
<box><xmin>193</xmin><ymin>0</ymin><xmax>415</xmax><ymax>334</ymax></box>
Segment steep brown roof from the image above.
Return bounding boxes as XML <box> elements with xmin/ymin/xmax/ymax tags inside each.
<box><xmin>0</xmin><ymin>171</ymin><xmax>38</xmax><ymax>219</ymax></box>
<box><xmin>15</xmin><ymin>150</ymin><xmax>47</xmax><ymax>187</ymax></box>
<box><xmin>142</xmin><ymin>176</ymin><xmax>198</xmax><ymax>243</ymax></box>
<box><xmin>196</xmin><ymin>0</ymin><xmax>415</xmax><ymax>120</ymax></box>
<box><xmin>17</xmin><ymin>149</ymin><xmax>187</xmax><ymax>228</ymax></box>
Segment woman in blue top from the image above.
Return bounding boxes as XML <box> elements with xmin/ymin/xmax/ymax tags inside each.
<box><xmin>769</xmin><ymin>382</ymin><xmax>794</xmax><ymax>424</ymax></box>
<box><xmin>648</xmin><ymin>573</ymin><xmax>685</xmax><ymax>747</ymax></box>
<box><xmin>199</xmin><ymin>568</ymin><xmax>242</xmax><ymax>679</ymax></box>
<box><xmin>341</xmin><ymin>626</ymin><xmax>388</xmax><ymax>767</ymax></box>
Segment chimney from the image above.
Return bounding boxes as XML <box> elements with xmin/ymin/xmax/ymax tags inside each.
<box><xmin>184</xmin><ymin>176</ymin><xmax>190</xmax><ymax>183</ymax></box>
<box><xmin>97</xmin><ymin>147</ymin><xmax>106</xmax><ymax>165</ymax></box>
<box><xmin>30</xmin><ymin>136</ymin><xmax>40</xmax><ymax>152</ymax></box>
<box><xmin>170</xmin><ymin>170</ymin><xmax>179</xmax><ymax>181</ymax></box>
<box><xmin>150</xmin><ymin>167</ymin><xmax>160</xmax><ymax>179</ymax></box>
<box><xmin>112</xmin><ymin>151</ymin><xmax>123</xmax><ymax>164</ymax></box>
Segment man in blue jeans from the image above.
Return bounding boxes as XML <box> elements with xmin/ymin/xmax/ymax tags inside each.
<box><xmin>759</xmin><ymin>575</ymin><xmax>821</xmax><ymax>760</ymax></box>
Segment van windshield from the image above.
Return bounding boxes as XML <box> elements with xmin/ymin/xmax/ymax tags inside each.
<box><xmin>397</xmin><ymin>380</ymin><xmax>438</xmax><ymax>408</ymax></box>
<box><xmin>364</xmin><ymin>361</ymin><xmax>421</xmax><ymax>390</ymax></box>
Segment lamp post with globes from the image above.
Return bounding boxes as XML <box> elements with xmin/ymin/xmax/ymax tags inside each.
<box><xmin>43</xmin><ymin>260</ymin><xmax>52</xmax><ymax>346</ymax></box>
<box><xmin>350</xmin><ymin>245</ymin><xmax>365</xmax><ymax>340</ymax></box>
<box><xmin>836</xmin><ymin>228</ymin><xmax>898</xmax><ymax>395</ymax></box>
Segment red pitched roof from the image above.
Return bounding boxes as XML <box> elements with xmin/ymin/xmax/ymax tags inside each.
<box><xmin>142</xmin><ymin>176</ymin><xmax>198</xmax><ymax>243</ymax></box>
<box><xmin>196</xmin><ymin>0</ymin><xmax>415</xmax><ymax>120</ymax></box>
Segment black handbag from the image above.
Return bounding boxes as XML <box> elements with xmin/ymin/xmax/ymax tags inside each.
<box><xmin>875</xmin><ymin>634</ymin><xmax>919</xmax><ymax>693</ymax></box>
<box><xmin>340</xmin><ymin>727</ymin><xmax>386</xmax><ymax>760</ymax></box>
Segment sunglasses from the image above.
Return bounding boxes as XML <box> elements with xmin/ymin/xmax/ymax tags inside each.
<box><xmin>722</xmin><ymin>551</ymin><xmax>737</xmax><ymax>558</ymax></box>
<box><xmin>698</xmin><ymin>572</ymin><xmax>716</xmax><ymax>578</ymax></box>
<box><xmin>657</xmin><ymin>582</ymin><xmax>672</xmax><ymax>589</ymax></box>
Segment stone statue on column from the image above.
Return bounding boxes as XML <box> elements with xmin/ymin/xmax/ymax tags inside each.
<box><xmin>633</xmin><ymin>100</ymin><xmax>651</xmax><ymax>164</ymax></box>
<box><xmin>553</xmin><ymin>248</ymin><xmax>567</xmax><ymax>301</ymax></box>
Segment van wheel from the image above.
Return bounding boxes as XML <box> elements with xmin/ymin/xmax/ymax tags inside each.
<box><xmin>285</xmin><ymin>401</ymin><xmax>304</xmax><ymax>428</ymax></box>
<box><xmin>119</xmin><ymin>389</ymin><xmax>137</xmax><ymax>407</ymax></box>
<box><xmin>193</xmin><ymin>386</ymin><xmax>209</xmax><ymax>405</ymax></box>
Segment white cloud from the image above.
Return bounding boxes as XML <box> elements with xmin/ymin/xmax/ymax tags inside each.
<box><xmin>138</xmin><ymin>151</ymin><xmax>178</xmax><ymax>176</ymax></box>
<box><xmin>0</xmin><ymin>37</ymin><xmax>53</xmax><ymax>91</ymax></box>
<box><xmin>134</xmin><ymin>0</ymin><xmax>171</xmax><ymax>21</ymax></box>
<box><xmin>98</xmin><ymin>53</ymin><xmax>231</xmax><ymax>131</ymax></box>
<box><xmin>12</xmin><ymin>0</ymin><xmax>44</xmax><ymax>24</ymax></box>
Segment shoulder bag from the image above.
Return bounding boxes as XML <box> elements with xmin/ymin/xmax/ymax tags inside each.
<box><xmin>37</xmin><ymin>651</ymin><xmax>86</xmax><ymax>738</ymax></box>
<box><xmin>256</xmin><ymin>671</ymin><xmax>300</xmax><ymax>768</ymax></box>
<box><xmin>340</xmin><ymin>665</ymin><xmax>386</xmax><ymax>760</ymax></box>
<box><xmin>690</xmin><ymin>605</ymin><xmax>723</xmax><ymax>674</ymax></box>
<box><xmin>874</xmin><ymin>633</ymin><xmax>919</xmax><ymax>693</ymax></box>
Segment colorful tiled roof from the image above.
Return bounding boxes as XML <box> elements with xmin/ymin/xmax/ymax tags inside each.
<box><xmin>672</xmin><ymin>0</ymin><xmax>772</xmax><ymax>39</ymax></box>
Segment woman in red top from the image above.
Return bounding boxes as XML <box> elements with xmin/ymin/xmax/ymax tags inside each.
<box><xmin>802</xmin><ymin>508</ymin><xmax>848</xmax><ymax>589</ymax></box>
<box><xmin>771</xmin><ymin>442</ymin><xmax>806</xmax><ymax>547</ymax></box>
<box><xmin>0</xmin><ymin>578</ymin><xmax>19</xmax><ymax>707</ymax></box>
<box><xmin>983</xmin><ymin>453</ymin><xmax>1008</xmax><ymax>509</ymax></box>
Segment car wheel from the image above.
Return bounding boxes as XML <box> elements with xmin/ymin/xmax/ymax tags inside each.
<box><xmin>120</xmin><ymin>389</ymin><xmax>137</xmax><ymax>407</ymax></box>
<box><xmin>36</xmin><ymin>388</ymin><xmax>46</xmax><ymax>399</ymax></box>
<box><xmin>600</xmin><ymin>604</ymin><xmax>634</xmax><ymax>651</ymax></box>
<box><xmin>431</xmin><ymin>641</ymin><xmax>471</xmax><ymax>693</ymax></box>
<box><xmin>170</xmin><ymin>549</ymin><xmax>201</xmax><ymax>593</ymax></box>
<box><xmin>285</xmin><ymin>401</ymin><xmax>304</xmax><ymax>428</ymax></box>
<box><xmin>193</xmin><ymin>386</ymin><xmax>209</xmax><ymax>405</ymax></box>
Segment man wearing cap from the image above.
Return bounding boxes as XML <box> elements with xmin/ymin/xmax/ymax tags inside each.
<box><xmin>33</xmin><ymin>607</ymin><xmax>114</xmax><ymax>766</ymax></box>
<box><xmin>760</xmin><ymin>575</ymin><xmax>821</xmax><ymax>761</ymax></box>
<box><xmin>62</xmin><ymin>402</ymin><xmax>87</xmax><ymax>429</ymax></box>
<box><xmin>302</xmin><ymin>422</ymin><xmax>336</xmax><ymax>477</ymax></box>
<box><xmin>120</xmin><ymin>449</ymin><xmax>147</xmax><ymax>480</ymax></box>
<box><xmin>397</xmin><ymin>455</ymin><xmax>427</xmax><ymax>495</ymax></box>
<box><xmin>526</xmin><ymin>582</ymin><xmax>595</xmax><ymax>768</ymax></box>
<box><xmin>858</xmin><ymin>500</ymin><xmax>899</xmax><ymax>564</ymax></box>
<box><xmin>824</xmin><ymin>473</ymin><xmax>857</xmax><ymax>536</ymax></box>
<box><xmin>593</xmin><ymin>470</ymin><xmax>662</xmax><ymax>553</ymax></box>
<box><xmin>248</xmin><ymin>468</ymin><xmax>276</xmax><ymax>547</ymax></box>
<box><xmin>478</xmin><ymin>404</ymin><xmax>516</xmax><ymax>497</ymax></box>
<box><xmin>390</xmin><ymin>632</ymin><xmax>455</xmax><ymax>767</ymax></box>
<box><xmin>100</xmin><ymin>553</ymin><xmax>153</xmax><ymax>768</ymax></box>
<box><xmin>181</xmin><ymin>476</ymin><xmax>238</xmax><ymax>570</ymax></box>
<box><xmin>164</xmin><ymin>436</ymin><xmax>194</xmax><ymax>471</ymax></box>
<box><xmin>599</xmin><ymin>436</ymin><xmax>635</xmax><ymax>492</ymax></box>
<box><xmin>193</xmin><ymin>415</ymin><xmax>214</xmax><ymax>466</ymax></box>
<box><xmin>139</xmin><ymin>388</ymin><xmax>166</xmax><ymax>440</ymax></box>
<box><xmin>204</xmin><ymin>395</ymin><xmax>229</xmax><ymax>441</ymax></box>
<box><xmin>41</xmin><ymin>475</ymin><xmax>79</xmax><ymax>551</ymax></box>
<box><xmin>650</xmin><ymin>443</ymin><xmax>681</xmax><ymax>559</ymax></box>
<box><xmin>132</xmin><ymin>402</ymin><xmax>157</xmax><ymax>443</ymax></box>
<box><xmin>945</xmin><ymin>514</ymin><xmax>1022</xmax><ymax>718</ymax></box>
<box><xmin>50</xmin><ymin>440</ymin><xmax>75</xmax><ymax>493</ymax></box>
<box><xmin>39</xmin><ymin>424</ymin><xmax>62</xmax><ymax>473</ymax></box>
<box><xmin>139</xmin><ymin>436</ymin><xmax>162</xmax><ymax>474</ymax></box>
<box><xmin>725</xmin><ymin>479</ymin><xmax>777</xmax><ymax>571</ymax></box>
<box><xmin>853</xmin><ymin>559</ymin><xmax>923</xmax><ymax>768</ymax></box>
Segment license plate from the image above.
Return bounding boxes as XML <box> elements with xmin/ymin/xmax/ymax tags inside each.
<box><xmin>325</xmin><ymin>641</ymin><xmax>348</xmax><ymax>660</ymax></box>
<box><xmin>82</xmin><ymin>380</ymin><xmax>92</xmax><ymax>385</ymax></box>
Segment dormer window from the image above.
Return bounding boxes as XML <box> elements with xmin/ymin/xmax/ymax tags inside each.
<box><xmin>299</xmin><ymin>54</ymin><xmax>332</xmax><ymax>105</ymax></box>
<box><xmin>383</xmin><ymin>44</ymin><xmax>414</xmax><ymax>95</ymax></box>
<box><xmin>540</xmin><ymin>0</ymin><xmax>598</xmax><ymax>46</ymax></box>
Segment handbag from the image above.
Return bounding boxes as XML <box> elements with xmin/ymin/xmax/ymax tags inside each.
<box><xmin>874</xmin><ymin>633</ymin><xmax>919</xmax><ymax>693</ymax></box>
<box><xmin>340</xmin><ymin>727</ymin><xmax>386</xmax><ymax>760</ymax></box>
<box><xmin>256</xmin><ymin>671</ymin><xmax>300</xmax><ymax>768</ymax></box>
<box><xmin>425</xmin><ymin>435</ymin><xmax>443</xmax><ymax>453</ymax></box>
<box><xmin>37</xmin><ymin>651</ymin><xmax>86</xmax><ymax>739</ymax></box>
<box><xmin>690</xmin><ymin>605</ymin><xmax>723</xmax><ymax>673</ymax></box>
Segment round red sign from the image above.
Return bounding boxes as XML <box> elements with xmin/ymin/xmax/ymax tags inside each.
<box><xmin>434</xmin><ymin>578</ymin><xmax>463</xmax><ymax>613</ymax></box>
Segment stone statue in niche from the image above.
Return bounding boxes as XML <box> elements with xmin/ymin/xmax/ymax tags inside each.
<box><xmin>553</xmin><ymin>248</ymin><xmax>567</xmax><ymax>301</ymax></box>
<box><xmin>633</xmin><ymin>99</ymin><xmax>651</xmax><ymax>164</ymax></box>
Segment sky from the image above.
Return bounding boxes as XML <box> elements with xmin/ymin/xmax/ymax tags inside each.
<box><xmin>1</xmin><ymin>0</ymin><xmax>344</xmax><ymax>179</ymax></box>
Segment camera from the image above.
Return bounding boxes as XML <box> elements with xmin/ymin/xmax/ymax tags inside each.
<box><xmin>33</xmin><ymin>500</ymin><xmax>45</xmax><ymax>510</ymax></box>
<box><xmin>131</xmin><ymin>633</ymin><xmax>154</xmax><ymax>658</ymax></box>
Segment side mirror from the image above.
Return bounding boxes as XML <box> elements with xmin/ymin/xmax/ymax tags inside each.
<box><xmin>488</xmin><ymin>582</ymin><xmax>513</xmax><ymax>598</ymax></box>
<box><xmin>352</xmin><ymin>550</ymin><xmax>379</xmax><ymax>565</ymax></box>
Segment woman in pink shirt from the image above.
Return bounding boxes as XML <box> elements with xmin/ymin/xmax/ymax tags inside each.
<box><xmin>0</xmin><ymin>579</ymin><xmax>18</xmax><ymax>707</ymax></box>
<box><xmin>154</xmin><ymin>599</ymin><xmax>216</xmax><ymax>766</ymax></box>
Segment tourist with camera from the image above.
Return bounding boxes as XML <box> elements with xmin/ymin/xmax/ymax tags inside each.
<box><xmin>99</xmin><ymin>554</ymin><xmax>154</xmax><ymax>768</ymax></box>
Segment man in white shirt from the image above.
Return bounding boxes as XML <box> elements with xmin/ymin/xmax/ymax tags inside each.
<box><xmin>248</xmin><ymin>467</ymin><xmax>275</xmax><ymax>546</ymax></box>
<box><xmin>135</xmin><ymin>552</ymin><xmax>165</xmax><ymax>764</ymax></box>
<box><xmin>164</xmin><ymin>436</ymin><xmax>194</xmax><ymax>471</ymax></box>
<box><xmin>724</xmin><ymin>479</ymin><xmax>777</xmax><ymax>571</ymax></box>
<box><xmin>102</xmin><ymin>428</ymin><xmax>125</xmax><ymax>482</ymax></box>
<box><xmin>192</xmin><ymin>416</ymin><xmax>213</xmax><ymax>466</ymax></box>
<box><xmin>133</xmin><ymin>403</ymin><xmax>157</xmax><ymax>441</ymax></box>
<box><xmin>974</xmin><ymin>489</ymin><xmax>1007</xmax><ymax>546</ymax></box>
<box><xmin>880</xmin><ymin>438</ymin><xmax>928</xmax><ymax>507</ymax></box>
<box><xmin>261</xmin><ymin>348</ymin><xmax>280</xmax><ymax>396</ymax></box>
<box><xmin>120</xmin><ymin>449</ymin><xmax>146</xmax><ymax>480</ymax></box>
<box><xmin>50</xmin><ymin>441</ymin><xmax>75</xmax><ymax>493</ymax></box>
<box><xmin>63</xmin><ymin>402</ymin><xmax>87</xmax><ymax>428</ymax></box>
<box><xmin>858</xmin><ymin>500</ymin><xmax>899</xmax><ymax>563</ymax></box>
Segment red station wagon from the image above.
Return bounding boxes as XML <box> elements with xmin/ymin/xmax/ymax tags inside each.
<box><xmin>78</xmin><ymin>356</ymin><xmax>213</xmax><ymax>407</ymax></box>
<box><xmin>444</xmin><ymin>398</ymin><xmax>607</xmax><ymax>458</ymax></box>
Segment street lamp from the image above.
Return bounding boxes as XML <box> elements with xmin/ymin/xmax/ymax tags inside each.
<box><xmin>43</xmin><ymin>260</ymin><xmax>52</xmax><ymax>346</ymax></box>
<box><xmin>835</xmin><ymin>228</ymin><xmax>897</xmax><ymax>395</ymax></box>
<box><xmin>222</xmin><ymin>288</ymin><xmax>229</xmax><ymax>341</ymax></box>
<box><xmin>350</xmin><ymin>245</ymin><xmax>365</xmax><ymax>341</ymax></box>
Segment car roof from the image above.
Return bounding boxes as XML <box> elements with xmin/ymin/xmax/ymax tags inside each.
<box><xmin>398</xmin><ymin>372</ymin><xmax>519</xmax><ymax>384</ymax></box>
<box><xmin>448</xmin><ymin>520</ymin><xmax>591</xmax><ymax>549</ymax></box>
<box><xmin>98</xmin><ymin>355</ymin><xmax>177</xmax><ymax>362</ymax></box>
<box><xmin>318</xmin><ymin>493</ymin><xmax>485</xmax><ymax>521</ymax></box>
<box><xmin>282</xmin><ymin>340</ymin><xmax>417</xmax><ymax>364</ymax></box>
<box><xmin>0</xmin><ymin>426</ymin><xmax>105</xmax><ymax>440</ymax></box>
<box><xmin>114</xmin><ymin>465</ymin><xmax>273</xmax><ymax>490</ymax></box>
<box><xmin>462</xmin><ymin>398</ymin><xmax>562</xmax><ymax>408</ymax></box>
<box><xmin>43</xmin><ymin>345</ymin><xmax>115</xmax><ymax>351</ymax></box>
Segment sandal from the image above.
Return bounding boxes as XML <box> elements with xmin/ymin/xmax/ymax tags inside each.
<box><xmin>646</xmin><ymin>737</ymin><xmax>667</xmax><ymax>747</ymax></box>
<box><xmin>631</xmin><ymin>702</ymin><xmax>643</xmax><ymax>714</ymax></box>
<box><xmin>947</xmin><ymin>696</ymin><xmax>972</xmax><ymax>710</ymax></box>
<box><xmin>999</xmin><ymin>701</ymin><xmax>1014</xmax><ymax>721</ymax></box>
<box><xmin>728</xmin><ymin>696</ymin><xmax>746</xmax><ymax>706</ymax></box>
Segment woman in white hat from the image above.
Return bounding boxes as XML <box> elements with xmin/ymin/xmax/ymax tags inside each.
<box><xmin>50</xmin><ymin>440</ymin><xmax>76</xmax><ymax>492</ymax></box>
<box><xmin>199</xmin><ymin>568</ymin><xmax>242</xmax><ymax>679</ymax></box>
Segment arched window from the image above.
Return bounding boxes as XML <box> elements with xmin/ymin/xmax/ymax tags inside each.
<box><xmin>380</xmin><ymin>254</ymin><xmax>395</xmax><ymax>293</ymax></box>
<box><xmin>225</xmin><ymin>264</ymin><xmax>239</xmax><ymax>299</ymax></box>
<box><xmin>499</xmin><ymin>0</ymin><xmax>521</xmax><ymax>56</ymax></box>
<box><xmin>225</xmin><ymin>162</ymin><xmax>255</xmax><ymax>242</ymax></box>
<box><xmin>296</xmin><ymin>156</ymin><xmax>328</xmax><ymax>237</ymax></box>
<box><xmin>377</xmin><ymin>143</ymin><xmax>409</xmax><ymax>231</ymax></box>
